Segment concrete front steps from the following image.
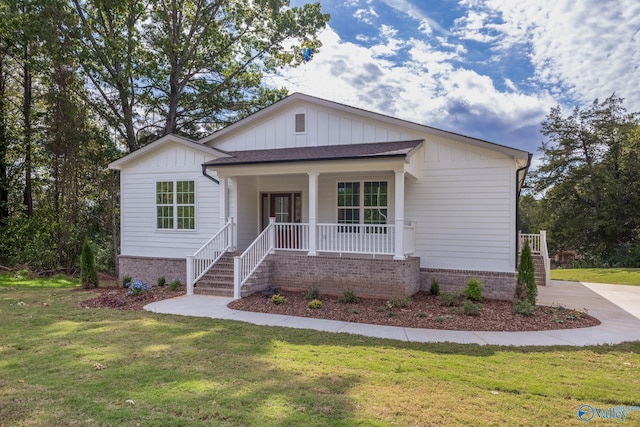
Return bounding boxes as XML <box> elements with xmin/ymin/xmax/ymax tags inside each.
<box><xmin>193</xmin><ymin>252</ymin><xmax>238</xmax><ymax>297</ymax></box>
<box><xmin>532</xmin><ymin>255</ymin><xmax>547</xmax><ymax>287</ymax></box>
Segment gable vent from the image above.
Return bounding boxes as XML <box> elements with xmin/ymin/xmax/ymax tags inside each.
<box><xmin>295</xmin><ymin>113</ymin><xmax>306</xmax><ymax>133</ymax></box>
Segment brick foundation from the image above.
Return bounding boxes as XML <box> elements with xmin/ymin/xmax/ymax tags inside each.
<box><xmin>420</xmin><ymin>268</ymin><xmax>517</xmax><ymax>301</ymax></box>
<box><xmin>267</xmin><ymin>253</ymin><xmax>420</xmax><ymax>299</ymax></box>
<box><xmin>118</xmin><ymin>255</ymin><xmax>186</xmax><ymax>286</ymax></box>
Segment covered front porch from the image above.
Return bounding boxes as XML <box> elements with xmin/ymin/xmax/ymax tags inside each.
<box><xmin>188</xmin><ymin>140</ymin><xmax>423</xmax><ymax>298</ymax></box>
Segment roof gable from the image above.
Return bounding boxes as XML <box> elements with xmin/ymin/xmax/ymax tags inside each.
<box><xmin>108</xmin><ymin>134</ymin><xmax>229</xmax><ymax>170</ymax></box>
<box><xmin>198</xmin><ymin>92</ymin><xmax>530</xmax><ymax>162</ymax></box>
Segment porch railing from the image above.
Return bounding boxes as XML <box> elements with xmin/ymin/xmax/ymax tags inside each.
<box><xmin>273</xmin><ymin>223</ymin><xmax>310</xmax><ymax>251</ymax></box>
<box><xmin>186</xmin><ymin>218</ymin><xmax>234</xmax><ymax>295</ymax></box>
<box><xmin>519</xmin><ymin>233</ymin><xmax>542</xmax><ymax>255</ymax></box>
<box><xmin>519</xmin><ymin>230</ymin><xmax>550</xmax><ymax>285</ymax></box>
<box><xmin>403</xmin><ymin>221</ymin><xmax>416</xmax><ymax>255</ymax></box>
<box><xmin>317</xmin><ymin>223</ymin><xmax>395</xmax><ymax>255</ymax></box>
<box><xmin>234</xmin><ymin>219</ymin><xmax>275</xmax><ymax>298</ymax></box>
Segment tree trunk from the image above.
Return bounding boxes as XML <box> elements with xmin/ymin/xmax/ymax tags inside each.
<box><xmin>0</xmin><ymin>55</ymin><xmax>9</xmax><ymax>224</ymax></box>
<box><xmin>22</xmin><ymin>52</ymin><xmax>33</xmax><ymax>217</ymax></box>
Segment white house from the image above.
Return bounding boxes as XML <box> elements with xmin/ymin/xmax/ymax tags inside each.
<box><xmin>108</xmin><ymin>93</ymin><xmax>531</xmax><ymax>300</ymax></box>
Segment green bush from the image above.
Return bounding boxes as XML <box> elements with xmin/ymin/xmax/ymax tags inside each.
<box><xmin>157</xmin><ymin>276</ymin><xmax>166</xmax><ymax>287</ymax></box>
<box><xmin>339</xmin><ymin>290</ymin><xmax>358</xmax><ymax>304</ymax></box>
<box><xmin>305</xmin><ymin>286</ymin><xmax>320</xmax><ymax>300</ymax></box>
<box><xmin>387</xmin><ymin>297</ymin><xmax>412</xmax><ymax>309</ymax></box>
<box><xmin>439</xmin><ymin>292</ymin><xmax>459</xmax><ymax>307</ymax></box>
<box><xmin>463</xmin><ymin>278</ymin><xmax>483</xmax><ymax>301</ymax></box>
<box><xmin>462</xmin><ymin>299</ymin><xmax>482</xmax><ymax>316</ymax></box>
<box><xmin>168</xmin><ymin>278</ymin><xmax>181</xmax><ymax>291</ymax></box>
<box><xmin>271</xmin><ymin>294</ymin><xmax>286</xmax><ymax>305</ymax></box>
<box><xmin>416</xmin><ymin>311</ymin><xmax>427</xmax><ymax>318</ymax></box>
<box><xmin>513</xmin><ymin>300</ymin><xmax>536</xmax><ymax>316</ymax></box>
<box><xmin>516</xmin><ymin>239</ymin><xmax>537</xmax><ymax>304</ymax></box>
<box><xmin>80</xmin><ymin>238</ymin><xmax>99</xmax><ymax>289</ymax></box>
<box><xmin>122</xmin><ymin>275</ymin><xmax>132</xmax><ymax>288</ymax></box>
<box><xmin>429</xmin><ymin>279</ymin><xmax>440</xmax><ymax>296</ymax></box>
<box><xmin>307</xmin><ymin>299</ymin><xmax>322</xmax><ymax>309</ymax></box>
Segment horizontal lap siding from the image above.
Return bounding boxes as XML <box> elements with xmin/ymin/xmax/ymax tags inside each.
<box><xmin>406</xmin><ymin>150</ymin><xmax>516</xmax><ymax>272</ymax></box>
<box><xmin>120</xmin><ymin>145</ymin><xmax>220</xmax><ymax>258</ymax></box>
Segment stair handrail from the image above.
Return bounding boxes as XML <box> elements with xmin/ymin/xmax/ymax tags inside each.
<box><xmin>540</xmin><ymin>230</ymin><xmax>551</xmax><ymax>285</ymax></box>
<box><xmin>186</xmin><ymin>218</ymin><xmax>234</xmax><ymax>295</ymax></box>
<box><xmin>233</xmin><ymin>218</ymin><xmax>275</xmax><ymax>299</ymax></box>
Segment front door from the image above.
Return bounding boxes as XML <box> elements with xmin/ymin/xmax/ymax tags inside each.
<box><xmin>261</xmin><ymin>192</ymin><xmax>302</xmax><ymax>248</ymax></box>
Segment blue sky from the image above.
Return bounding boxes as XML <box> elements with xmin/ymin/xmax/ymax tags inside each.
<box><xmin>269</xmin><ymin>0</ymin><xmax>640</xmax><ymax>160</ymax></box>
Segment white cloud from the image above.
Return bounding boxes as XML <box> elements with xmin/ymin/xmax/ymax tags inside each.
<box><xmin>466</xmin><ymin>0</ymin><xmax>640</xmax><ymax>110</ymax></box>
<box><xmin>354</xmin><ymin>6</ymin><xmax>378</xmax><ymax>24</ymax></box>
<box><xmin>378</xmin><ymin>0</ymin><xmax>448</xmax><ymax>34</ymax></box>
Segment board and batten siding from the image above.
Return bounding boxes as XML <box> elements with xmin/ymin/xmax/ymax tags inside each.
<box><xmin>406</xmin><ymin>139</ymin><xmax>517</xmax><ymax>273</ymax></box>
<box><xmin>212</xmin><ymin>103</ymin><xmax>420</xmax><ymax>151</ymax></box>
<box><xmin>119</xmin><ymin>144</ymin><xmax>221</xmax><ymax>259</ymax></box>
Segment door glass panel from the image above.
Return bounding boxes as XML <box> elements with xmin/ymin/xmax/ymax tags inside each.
<box><xmin>274</xmin><ymin>196</ymin><xmax>290</xmax><ymax>223</ymax></box>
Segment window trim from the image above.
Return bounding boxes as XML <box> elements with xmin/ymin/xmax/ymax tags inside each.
<box><xmin>337</xmin><ymin>180</ymin><xmax>389</xmax><ymax>231</ymax></box>
<box><xmin>155</xmin><ymin>180</ymin><xmax>197</xmax><ymax>231</ymax></box>
<box><xmin>294</xmin><ymin>113</ymin><xmax>306</xmax><ymax>134</ymax></box>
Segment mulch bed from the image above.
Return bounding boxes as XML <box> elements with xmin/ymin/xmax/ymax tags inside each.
<box><xmin>228</xmin><ymin>290</ymin><xmax>601</xmax><ymax>332</ymax></box>
<box><xmin>79</xmin><ymin>285</ymin><xmax>185</xmax><ymax>311</ymax></box>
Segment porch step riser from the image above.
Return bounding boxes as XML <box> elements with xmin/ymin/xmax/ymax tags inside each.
<box><xmin>193</xmin><ymin>252</ymin><xmax>238</xmax><ymax>296</ymax></box>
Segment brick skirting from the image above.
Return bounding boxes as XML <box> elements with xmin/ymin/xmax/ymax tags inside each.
<box><xmin>267</xmin><ymin>253</ymin><xmax>421</xmax><ymax>299</ymax></box>
<box><xmin>118</xmin><ymin>255</ymin><xmax>186</xmax><ymax>286</ymax></box>
<box><xmin>420</xmin><ymin>268</ymin><xmax>517</xmax><ymax>301</ymax></box>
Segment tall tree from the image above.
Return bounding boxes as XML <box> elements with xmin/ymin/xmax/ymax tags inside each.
<box><xmin>71</xmin><ymin>0</ymin><xmax>146</xmax><ymax>153</ymax></box>
<box><xmin>533</xmin><ymin>95</ymin><xmax>640</xmax><ymax>265</ymax></box>
<box><xmin>142</xmin><ymin>0</ymin><xmax>329</xmax><ymax>139</ymax></box>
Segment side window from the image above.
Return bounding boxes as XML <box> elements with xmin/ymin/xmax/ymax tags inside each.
<box><xmin>156</xmin><ymin>180</ymin><xmax>195</xmax><ymax>230</ymax></box>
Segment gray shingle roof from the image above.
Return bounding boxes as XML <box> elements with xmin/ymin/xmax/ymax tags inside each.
<box><xmin>203</xmin><ymin>140</ymin><xmax>423</xmax><ymax>166</ymax></box>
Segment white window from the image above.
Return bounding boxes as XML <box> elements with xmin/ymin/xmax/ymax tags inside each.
<box><xmin>156</xmin><ymin>180</ymin><xmax>195</xmax><ymax>230</ymax></box>
<box><xmin>337</xmin><ymin>181</ymin><xmax>388</xmax><ymax>231</ymax></box>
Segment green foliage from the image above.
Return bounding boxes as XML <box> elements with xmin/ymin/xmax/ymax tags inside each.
<box><xmin>429</xmin><ymin>279</ymin><xmax>440</xmax><ymax>296</ymax></box>
<box><xmin>516</xmin><ymin>240</ymin><xmax>537</xmax><ymax>305</ymax></box>
<box><xmin>513</xmin><ymin>300</ymin><xmax>536</xmax><ymax>316</ymax></box>
<box><xmin>533</xmin><ymin>95</ymin><xmax>640</xmax><ymax>266</ymax></box>
<box><xmin>168</xmin><ymin>278</ymin><xmax>182</xmax><ymax>291</ymax></box>
<box><xmin>439</xmin><ymin>293</ymin><xmax>459</xmax><ymax>307</ymax></box>
<box><xmin>271</xmin><ymin>294</ymin><xmax>286</xmax><ymax>305</ymax></box>
<box><xmin>126</xmin><ymin>278</ymin><xmax>151</xmax><ymax>296</ymax></box>
<box><xmin>307</xmin><ymin>299</ymin><xmax>322</xmax><ymax>309</ymax></box>
<box><xmin>387</xmin><ymin>297</ymin><xmax>412</xmax><ymax>309</ymax></box>
<box><xmin>80</xmin><ymin>238</ymin><xmax>98</xmax><ymax>289</ymax></box>
<box><xmin>416</xmin><ymin>311</ymin><xmax>427</xmax><ymax>318</ymax></box>
<box><xmin>339</xmin><ymin>290</ymin><xmax>358</xmax><ymax>304</ymax></box>
<box><xmin>122</xmin><ymin>275</ymin><xmax>132</xmax><ymax>288</ymax></box>
<box><xmin>157</xmin><ymin>276</ymin><xmax>166</xmax><ymax>287</ymax></box>
<box><xmin>462</xmin><ymin>299</ymin><xmax>482</xmax><ymax>316</ymax></box>
<box><xmin>464</xmin><ymin>278</ymin><xmax>484</xmax><ymax>301</ymax></box>
<box><xmin>305</xmin><ymin>286</ymin><xmax>320</xmax><ymax>300</ymax></box>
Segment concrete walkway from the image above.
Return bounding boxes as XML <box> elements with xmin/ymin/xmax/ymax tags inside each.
<box><xmin>144</xmin><ymin>280</ymin><xmax>640</xmax><ymax>346</ymax></box>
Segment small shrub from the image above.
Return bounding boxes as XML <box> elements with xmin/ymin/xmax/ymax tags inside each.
<box><xmin>80</xmin><ymin>238</ymin><xmax>99</xmax><ymax>289</ymax></box>
<box><xmin>386</xmin><ymin>311</ymin><xmax>396</xmax><ymax>317</ymax></box>
<box><xmin>434</xmin><ymin>315</ymin><xmax>449</xmax><ymax>323</ymax></box>
<box><xmin>126</xmin><ymin>278</ymin><xmax>151</xmax><ymax>296</ymax></box>
<box><xmin>462</xmin><ymin>299</ymin><xmax>482</xmax><ymax>316</ymax></box>
<box><xmin>429</xmin><ymin>279</ymin><xmax>440</xmax><ymax>296</ymax></box>
<box><xmin>307</xmin><ymin>299</ymin><xmax>322</xmax><ymax>309</ymax></box>
<box><xmin>168</xmin><ymin>278</ymin><xmax>181</xmax><ymax>291</ymax></box>
<box><xmin>352</xmin><ymin>309</ymin><xmax>360</xmax><ymax>314</ymax></box>
<box><xmin>122</xmin><ymin>275</ymin><xmax>132</xmax><ymax>288</ymax></box>
<box><xmin>464</xmin><ymin>278</ymin><xmax>484</xmax><ymax>301</ymax></box>
<box><xmin>513</xmin><ymin>300</ymin><xmax>536</xmax><ymax>316</ymax></box>
<box><xmin>416</xmin><ymin>311</ymin><xmax>427</xmax><ymax>318</ymax></box>
<box><xmin>387</xmin><ymin>297</ymin><xmax>412</xmax><ymax>309</ymax></box>
<box><xmin>305</xmin><ymin>286</ymin><xmax>320</xmax><ymax>301</ymax></box>
<box><xmin>375</xmin><ymin>305</ymin><xmax>386</xmax><ymax>313</ymax></box>
<box><xmin>157</xmin><ymin>276</ymin><xmax>166</xmax><ymax>287</ymax></box>
<box><xmin>271</xmin><ymin>294</ymin><xmax>286</xmax><ymax>305</ymax></box>
<box><xmin>439</xmin><ymin>292</ymin><xmax>459</xmax><ymax>307</ymax></box>
<box><xmin>339</xmin><ymin>290</ymin><xmax>358</xmax><ymax>304</ymax></box>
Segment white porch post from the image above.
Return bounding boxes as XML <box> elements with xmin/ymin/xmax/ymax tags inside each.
<box><xmin>394</xmin><ymin>170</ymin><xmax>405</xmax><ymax>260</ymax></box>
<box><xmin>219</xmin><ymin>175</ymin><xmax>228</xmax><ymax>229</ymax></box>
<box><xmin>308</xmin><ymin>172</ymin><xmax>319</xmax><ymax>256</ymax></box>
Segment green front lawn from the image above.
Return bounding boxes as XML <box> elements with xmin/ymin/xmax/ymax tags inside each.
<box><xmin>551</xmin><ymin>268</ymin><xmax>640</xmax><ymax>286</ymax></box>
<box><xmin>1</xmin><ymin>276</ymin><xmax>639</xmax><ymax>426</ymax></box>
